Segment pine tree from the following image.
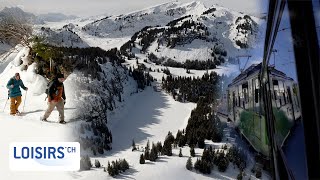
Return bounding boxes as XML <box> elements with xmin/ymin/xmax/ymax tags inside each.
<box><xmin>162</xmin><ymin>139</ymin><xmax>173</xmax><ymax>156</ymax></box>
<box><xmin>178</xmin><ymin>134</ymin><xmax>187</xmax><ymax>147</ymax></box>
<box><xmin>197</xmin><ymin>138</ymin><xmax>205</xmax><ymax>149</ymax></box>
<box><xmin>237</xmin><ymin>171</ymin><xmax>243</xmax><ymax>180</ymax></box>
<box><xmin>145</xmin><ymin>140</ymin><xmax>150</xmax><ymax>160</ymax></box>
<box><xmin>201</xmin><ymin>148</ymin><xmax>213</xmax><ymax>164</ymax></box>
<box><xmin>186</xmin><ymin>157</ymin><xmax>193</xmax><ymax>170</ymax></box>
<box><xmin>201</xmin><ymin>160</ymin><xmax>212</xmax><ymax>174</ymax></box>
<box><xmin>176</xmin><ymin>130</ymin><xmax>182</xmax><ymax>142</ymax></box>
<box><xmin>144</xmin><ymin>149</ymin><xmax>150</xmax><ymax>160</ymax></box>
<box><xmin>95</xmin><ymin>159</ymin><xmax>101</xmax><ymax>168</ymax></box>
<box><xmin>140</xmin><ymin>154</ymin><xmax>145</xmax><ymax>164</ymax></box>
<box><xmin>166</xmin><ymin>131</ymin><xmax>175</xmax><ymax>144</ymax></box>
<box><xmin>194</xmin><ymin>158</ymin><xmax>201</xmax><ymax>171</ymax></box>
<box><xmin>156</xmin><ymin>141</ymin><xmax>163</xmax><ymax>156</ymax></box>
<box><xmin>146</xmin><ymin>140</ymin><xmax>150</xmax><ymax>151</ymax></box>
<box><xmin>120</xmin><ymin>159</ymin><xmax>129</xmax><ymax>171</ymax></box>
<box><xmin>107</xmin><ymin>161</ymin><xmax>115</xmax><ymax>177</ymax></box>
<box><xmin>132</xmin><ymin>139</ymin><xmax>137</xmax><ymax>151</ymax></box>
<box><xmin>217</xmin><ymin>154</ymin><xmax>229</xmax><ymax>172</ymax></box>
<box><xmin>179</xmin><ymin>148</ymin><xmax>183</xmax><ymax>157</ymax></box>
<box><xmin>97</xmin><ymin>146</ymin><xmax>104</xmax><ymax>154</ymax></box>
<box><xmin>92</xmin><ymin>147</ymin><xmax>97</xmax><ymax>156</ymax></box>
<box><xmin>113</xmin><ymin>160</ymin><xmax>119</xmax><ymax>175</ymax></box>
<box><xmin>80</xmin><ymin>155</ymin><xmax>92</xmax><ymax>170</ymax></box>
<box><xmin>149</xmin><ymin>143</ymin><xmax>158</xmax><ymax>161</ymax></box>
<box><xmin>190</xmin><ymin>147</ymin><xmax>196</xmax><ymax>157</ymax></box>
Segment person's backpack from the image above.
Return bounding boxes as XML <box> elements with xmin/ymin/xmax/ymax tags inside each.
<box><xmin>45</xmin><ymin>80</ymin><xmax>55</xmax><ymax>100</ymax></box>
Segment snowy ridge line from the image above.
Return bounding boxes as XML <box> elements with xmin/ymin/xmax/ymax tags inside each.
<box><xmin>86</xmin><ymin>0</ymin><xmax>179</xmax><ymax>26</ymax></box>
<box><xmin>117</xmin><ymin>0</ymin><xmax>179</xmax><ymax>17</ymax></box>
<box><xmin>112</xmin><ymin>0</ymin><xmax>205</xmax><ymax>18</ymax></box>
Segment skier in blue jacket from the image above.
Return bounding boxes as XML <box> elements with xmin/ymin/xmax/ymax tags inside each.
<box><xmin>6</xmin><ymin>73</ymin><xmax>28</xmax><ymax>115</ymax></box>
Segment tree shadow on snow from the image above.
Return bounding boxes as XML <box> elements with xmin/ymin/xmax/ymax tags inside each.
<box><xmin>145</xmin><ymin>161</ymin><xmax>155</xmax><ymax>165</ymax></box>
<box><xmin>192</xmin><ymin>169</ymin><xmax>235</xmax><ymax>180</ymax></box>
<box><xmin>154</xmin><ymin>156</ymin><xmax>169</xmax><ymax>163</ymax></box>
<box><xmin>106</xmin><ymin>87</ymin><xmax>171</xmax><ymax>155</ymax></box>
<box><xmin>114</xmin><ymin>167</ymin><xmax>139</xmax><ymax>180</ymax></box>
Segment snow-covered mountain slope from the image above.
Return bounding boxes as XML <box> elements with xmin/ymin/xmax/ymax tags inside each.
<box><xmin>58</xmin><ymin>1</ymin><xmax>208</xmax><ymax>51</ymax></box>
<box><xmin>70</xmin><ymin>86</ymin><xmax>268</xmax><ymax>180</ymax></box>
<box><xmin>0</xmin><ymin>46</ymin><xmax>78</xmax><ymax>180</ymax></box>
<box><xmin>34</xmin><ymin>25</ymin><xmax>89</xmax><ymax>48</ymax></box>
<box><xmin>120</xmin><ymin>3</ymin><xmax>262</xmax><ymax>65</ymax></box>
<box><xmin>0</xmin><ymin>42</ymin><xmax>11</xmax><ymax>54</ymax></box>
<box><xmin>34</xmin><ymin>0</ymin><xmax>264</xmax><ymax>64</ymax></box>
<box><xmin>62</xmin><ymin>3</ymin><xmax>266</xmax><ymax>179</ymax></box>
<box><xmin>81</xmin><ymin>1</ymin><xmax>206</xmax><ymax>38</ymax></box>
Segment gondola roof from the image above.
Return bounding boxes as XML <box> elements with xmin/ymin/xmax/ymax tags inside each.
<box><xmin>228</xmin><ymin>63</ymin><xmax>294</xmax><ymax>87</ymax></box>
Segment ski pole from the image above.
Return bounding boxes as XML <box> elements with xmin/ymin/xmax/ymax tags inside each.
<box><xmin>2</xmin><ymin>97</ymin><xmax>9</xmax><ymax>112</ymax></box>
<box><xmin>22</xmin><ymin>90</ymin><xmax>27</xmax><ymax>113</ymax></box>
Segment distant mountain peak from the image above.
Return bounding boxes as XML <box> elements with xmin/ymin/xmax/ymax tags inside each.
<box><xmin>0</xmin><ymin>6</ymin><xmax>44</xmax><ymax>24</ymax></box>
<box><xmin>38</xmin><ymin>12</ymin><xmax>78</xmax><ymax>22</ymax></box>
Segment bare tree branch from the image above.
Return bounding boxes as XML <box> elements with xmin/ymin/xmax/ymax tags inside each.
<box><xmin>0</xmin><ymin>11</ymin><xmax>33</xmax><ymax>48</ymax></box>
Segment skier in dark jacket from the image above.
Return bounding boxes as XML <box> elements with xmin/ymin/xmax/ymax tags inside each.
<box><xmin>6</xmin><ymin>73</ymin><xmax>28</xmax><ymax>115</ymax></box>
<box><xmin>41</xmin><ymin>73</ymin><xmax>66</xmax><ymax>124</ymax></box>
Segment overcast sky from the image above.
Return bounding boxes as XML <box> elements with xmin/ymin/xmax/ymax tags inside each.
<box><xmin>0</xmin><ymin>0</ymin><xmax>268</xmax><ymax>17</ymax></box>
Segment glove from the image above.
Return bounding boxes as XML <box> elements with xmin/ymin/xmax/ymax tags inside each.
<box><xmin>25</xmin><ymin>87</ymin><xmax>28</xmax><ymax>91</ymax></box>
<box><xmin>10</xmin><ymin>85</ymin><xmax>14</xmax><ymax>88</ymax></box>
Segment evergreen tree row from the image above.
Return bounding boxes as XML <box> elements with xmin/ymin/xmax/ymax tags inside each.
<box><xmin>187</xmin><ymin>145</ymin><xmax>248</xmax><ymax>176</ymax></box>
<box><xmin>120</xmin><ymin>19</ymin><xmax>212</xmax><ymax>58</ymax></box>
<box><xmin>30</xmin><ymin>39</ymin><xmax>124</xmax><ymax>80</ymax></box>
<box><xmin>185</xmin><ymin>98</ymin><xmax>223</xmax><ymax>148</ymax></box>
<box><xmin>129</xmin><ymin>64</ymin><xmax>154</xmax><ymax>90</ymax></box>
<box><xmin>79</xmin><ymin>121</ymin><xmax>113</xmax><ymax>155</ymax></box>
<box><xmin>107</xmin><ymin>159</ymin><xmax>129</xmax><ymax>177</ymax></box>
<box><xmin>139</xmin><ymin>132</ymin><xmax>187</xmax><ymax>165</ymax></box>
<box><xmin>226</xmin><ymin>145</ymin><xmax>247</xmax><ymax>171</ymax></box>
<box><xmin>202</xmin><ymin>8</ymin><xmax>217</xmax><ymax>15</ymax></box>
<box><xmin>162</xmin><ymin>58</ymin><xmax>225</xmax><ymax>70</ymax></box>
<box><xmin>162</xmin><ymin>72</ymin><xmax>224</xmax><ymax>103</ymax></box>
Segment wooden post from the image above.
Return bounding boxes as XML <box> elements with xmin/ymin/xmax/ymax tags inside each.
<box><xmin>50</xmin><ymin>58</ymin><xmax>52</xmax><ymax>73</ymax></box>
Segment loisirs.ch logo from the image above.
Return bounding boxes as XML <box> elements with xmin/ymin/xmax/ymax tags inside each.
<box><xmin>9</xmin><ymin>142</ymin><xmax>80</xmax><ymax>171</ymax></box>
